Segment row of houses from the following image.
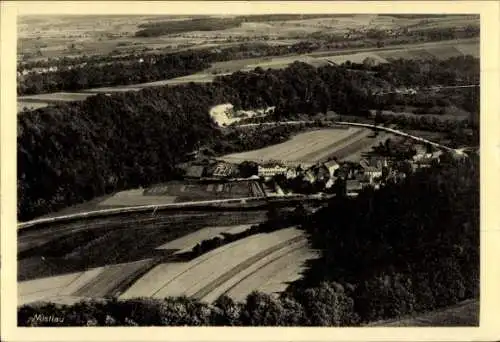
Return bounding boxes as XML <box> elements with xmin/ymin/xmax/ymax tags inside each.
<box><xmin>257</xmin><ymin>159</ymin><xmax>340</xmax><ymax>181</ymax></box>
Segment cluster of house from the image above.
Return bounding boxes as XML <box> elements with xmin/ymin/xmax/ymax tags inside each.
<box><xmin>258</xmin><ymin>144</ymin><xmax>445</xmax><ymax>197</ymax></box>
<box><xmin>258</xmin><ymin>160</ymin><xmax>340</xmax><ymax>187</ymax></box>
<box><xmin>410</xmin><ymin>144</ymin><xmax>443</xmax><ymax>169</ymax></box>
<box><xmin>257</xmin><ymin>158</ymin><xmax>393</xmax><ymax>196</ymax></box>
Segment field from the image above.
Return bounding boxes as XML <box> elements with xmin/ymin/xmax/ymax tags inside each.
<box><xmin>318</xmin><ymin>52</ymin><xmax>389</xmax><ymax>65</ymax></box>
<box><xmin>220</xmin><ymin>128</ymin><xmax>374</xmax><ymax>164</ymax></box>
<box><xmin>19</xmin><ymin>92</ymin><xmax>93</xmax><ymax>102</ymax></box>
<box><xmin>17</xmin><ymin>13</ymin><xmax>478</xmax><ymax>68</ymax></box>
<box><xmin>18</xmin><ymin>259</ymin><xmax>156</xmax><ymax>305</ymax></box>
<box><xmin>97</xmin><ymin>189</ymin><xmax>178</xmax><ymax>207</ymax></box>
<box><xmin>31</xmin><ymin>180</ymin><xmax>266</xmax><ymax>212</ymax></box>
<box><xmin>372</xmin><ymin>108</ymin><xmax>471</xmax><ymax>122</ymax></box>
<box><xmin>18</xmin><ymin>210</ymin><xmax>268</xmax><ymax>283</ymax></box>
<box><xmin>318</xmin><ymin>39</ymin><xmax>479</xmax><ymax>64</ymax></box>
<box><xmin>19</xmin><ymin>220</ymin><xmax>313</xmax><ymax>305</ymax></box>
<box><xmin>119</xmin><ymin>227</ymin><xmax>319</xmax><ymax>302</ymax></box>
<box><xmin>155</xmin><ymin>224</ymin><xmax>253</xmax><ymax>254</ymax></box>
<box><xmin>143</xmin><ymin>180</ymin><xmax>266</xmax><ymax>202</ymax></box>
<box><xmin>202</xmin><ymin>238</ymin><xmax>319</xmax><ymax>303</ymax></box>
<box><xmin>82</xmin><ymin>73</ymin><xmax>226</xmax><ymax>94</ymax></box>
<box><xmin>340</xmin><ymin>132</ymin><xmax>395</xmax><ymax>162</ymax></box>
<box><xmin>17</xmin><ymin>101</ymin><xmax>51</xmax><ymax>112</ymax></box>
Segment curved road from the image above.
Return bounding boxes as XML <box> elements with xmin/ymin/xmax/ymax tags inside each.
<box><xmin>234</xmin><ymin>120</ymin><xmax>462</xmax><ymax>154</ymax></box>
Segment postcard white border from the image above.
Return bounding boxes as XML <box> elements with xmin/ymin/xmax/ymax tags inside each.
<box><xmin>2</xmin><ymin>1</ymin><xmax>499</xmax><ymax>341</ymax></box>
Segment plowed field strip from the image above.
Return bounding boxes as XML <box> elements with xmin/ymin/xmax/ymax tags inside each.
<box><xmin>226</xmin><ymin>248</ymin><xmax>319</xmax><ymax>302</ymax></box>
<box><xmin>298</xmin><ymin>128</ymin><xmax>367</xmax><ymax>162</ymax></box>
<box><xmin>172</xmin><ymin>229</ymin><xmax>304</xmax><ymax>298</ymax></box>
<box><xmin>200</xmin><ymin>239</ymin><xmax>309</xmax><ymax>303</ymax></box>
<box><xmin>72</xmin><ymin>259</ymin><xmax>153</xmax><ymax>297</ymax></box>
<box><xmin>190</xmin><ymin>235</ymin><xmax>305</xmax><ymax>301</ymax></box>
<box><xmin>150</xmin><ymin>234</ymin><xmax>265</xmax><ymax>298</ymax></box>
<box><xmin>221</xmin><ymin>129</ymin><xmax>355</xmax><ymax>163</ymax></box>
<box><xmin>119</xmin><ymin>263</ymin><xmax>189</xmax><ymax>299</ymax></box>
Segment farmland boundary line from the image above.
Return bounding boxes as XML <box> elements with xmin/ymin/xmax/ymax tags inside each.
<box><xmin>190</xmin><ymin>235</ymin><xmax>306</xmax><ymax>301</ymax></box>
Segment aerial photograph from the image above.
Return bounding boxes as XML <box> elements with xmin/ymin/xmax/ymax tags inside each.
<box><xmin>16</xmin><ymin>13</ymin><xmax>479</xmax><ymax>326</ymax></box>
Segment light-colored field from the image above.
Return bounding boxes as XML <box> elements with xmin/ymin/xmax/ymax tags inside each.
<box><xmin>119</xmin><ymin>227</ymin><xmax>312</xmax><ymax>302</ymax></box>
<box><xmin>319</xmin><ymin>40</ymin><xmax>479</xmax><ymax>65</ymax></box>
<box><xmin>200</xmin><ymin>238</ymin><xmax>319</xmax><ymax>303</ymax></box>
<box><xmin>319</xmin><ymin>52</ymin><xmax>389</xmax><ymax>65</ymax></box>
<box><xmin>155</xmin><ymin>224</ymin><xmax>253</xmax><ymax>254</ymax></box>
<box><xmin>19</xmin><ymin>267</ymin><xmax>104</xmax><ymax>305</ymax></box>
<box><xmin>98</xmin><ymin>189</ymin><xmax>177</xmax><ymax>207</ymax></box>
<box><xmin>81</xmin><ymin>73</ymin><xmax>227</xmax><ymax>94</ymax></box>
<box><xmin>242</xmin><ymin>55</ymin><xmax>329</xmax><ymax>70</ymax></box>
<box><xmin>72</xmin><ymin>259</ymin><xmax>154</xmax><ymax>297</ymax></box>
<box><xmin>378</xmin><ymin>48</ymin><xmax>435</xmax><ymax>61</ymax></box>
<box><xmin>340</xmin><ymin>132</ymin><xmax>394</xmax><ymax>162</ymax></box>
<box><xmin>18</xmin><ymin>92</ymin><xmax>93</xmax><ymax>102</ymax></box>
<box><xmin>17</xmin><ymin>101</ymin><xmax>50</xmax><ymax>112</ymax></box>
<box><xmin>220</xmin><ymin>128</ymin><xmax>369</xmax><ymax>164</ymax></box>
<box><xmin>18</xmin><ymin>259</ymin><xmax>154</xmax><ymax>305</ymax></box>
<box><xmin>18</xmin><ymin>14</ymin><xmax>478</xmax><ymax>64</ymax></box>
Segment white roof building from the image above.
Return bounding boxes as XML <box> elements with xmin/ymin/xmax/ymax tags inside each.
<box><xmin>258</xmin><ymin>165</ymin><xmax>287</xmax><ymax>178</ymax></box>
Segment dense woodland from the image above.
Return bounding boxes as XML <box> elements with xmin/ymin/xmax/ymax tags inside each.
<box><xmin>18</xmin><ymin>58</ymin><xmax>479</xmax><ymax>220</ymax></box>
<box><xmin>18</xmin><ymin>155</ymin><xmax>479</xmax><ymax>326</ymax></box>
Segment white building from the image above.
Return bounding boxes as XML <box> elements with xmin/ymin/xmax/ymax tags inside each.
<box><xmin>258</xmin><ymin>165</ymin><xmax>288</xmax><ymax>178</ymax></box>
<box><xmin>324</xmin><ymin>160</ymin><xmax>340</xmax><ymax>178</ymax></box>
<box><xmin>285</xmin><ymin>168</ymin><xmax>298</xmax><ymax>179</ymax></box>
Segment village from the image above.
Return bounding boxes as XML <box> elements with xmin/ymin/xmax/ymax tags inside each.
<box><xmin>177</xmin><ymin>139</ymin><xmax>445</xmax><ymax>199</ymax></box>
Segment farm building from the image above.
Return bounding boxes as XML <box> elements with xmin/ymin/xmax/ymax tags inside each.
<box><xmin>360</xmin><ymin>158</ymin><xmax>385</xmax><ymax>180</ymax></box>
<box><xmin>324</xmin><ymin>160</ymin><xmax>340</xmax><ymax>178</ymax></box>
<box><xmin>303</xmin><ymin>169</ymin><xmax>317</xmax><ymax>184</ymax></box>
<box><xmin>212</xmin><ymin>162</ymin><xmax>236</xmax><ymax>178</ymax></box>
<box><xmin>285</xmin><ymin>167</ymin><xmax>298</xmax><ymax>179</ymax></box>
<box><xmin>362</xmin><ymin>166</ymin><xmax>383</xmax><ymax>180</ymax></box>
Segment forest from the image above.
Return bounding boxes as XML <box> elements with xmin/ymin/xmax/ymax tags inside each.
<box><xmin>18</xmin><ymin>58</ymin><xmax>479</xmax><ymax>221</ymax></box>
<box><xmin>18</xmin><ymin>155</ymin><xmax>479</xmax><ymax>326</ymax></box>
